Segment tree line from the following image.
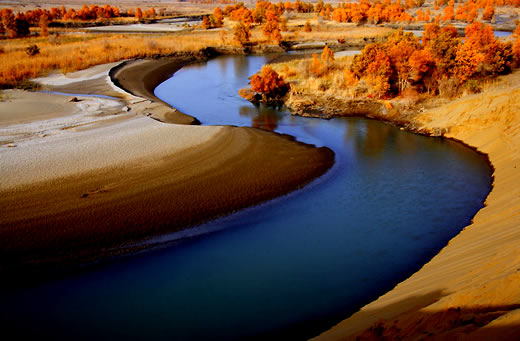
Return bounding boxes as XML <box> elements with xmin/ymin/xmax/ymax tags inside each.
<box><xmin>0</xmin><ymin>5</ymin><xmax>161</xmax><ymax>38</ymax></box>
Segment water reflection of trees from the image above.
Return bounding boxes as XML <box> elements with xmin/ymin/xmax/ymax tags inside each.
<box><xmin>233</xmin><ymin>55</ymin><xmax>250</xmax><ymax>79</ymax></box>
<box><xmin>239</xmin><ymin>103</ymin><xmax>284</xmax><ymax>131</ymax></box>
<box><xmin>345</xmin><ymin>119</ymin><xmax>418</xmax><ymax>158</ymax></box>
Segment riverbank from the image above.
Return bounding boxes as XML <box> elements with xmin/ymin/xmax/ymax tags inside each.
<box><xmin>316</xmin><ymin>71</ymin><xmax>520</xmax><ymax>339</ymax></box>
<box><xmin>0</xmin><ymin>57</ymin><xmax>334</xmax><ymax>276</ymax></box>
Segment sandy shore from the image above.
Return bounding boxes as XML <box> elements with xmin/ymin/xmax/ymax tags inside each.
<box><xmin>0</xmin><ymin>58</ymin><xmax>333</xmax><ymax>273</ymax></box>
<box><xmin>111</xmin><ymin>57</ymin><xmax>200</xmax><ymax>124</ymax></box>
<box><xmin>316</xmin><ymin>72</ymin><xmax>520</xmax><ymax>339</ymax></box>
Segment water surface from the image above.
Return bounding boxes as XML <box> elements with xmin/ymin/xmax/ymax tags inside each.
<box><xmin>0</xmin><ymin>55</ymin><xmax>492</xmax><ymax>340</ymax></box>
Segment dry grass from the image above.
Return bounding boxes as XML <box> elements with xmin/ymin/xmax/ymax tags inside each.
<box><xmin>271</xmin><ymin>55</ymin><xmax>358</xmax><ymax>99</ymax></box>
<box><xmin>0</xmin><ymin>31</ymin><xmax>223</xmax><ymax>87</ymax></box>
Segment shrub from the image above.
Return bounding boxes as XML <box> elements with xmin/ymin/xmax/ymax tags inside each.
<box><xmin>464</xmin><ymin>79</ymin><xmax>481</xmax><ymax>94</ymax></box>
<box><xmin>25</xmin><ymin>44</ymin><xmax>39</xmax><ymax>56</ymax></box>
<box><xmin>239</xmin><ymin>66</ymin><xmax>289</xmax><ymax>103</ymax></box>
<box><xmin>303</xmin><ymin>20</ymin><xmax>312</xmax><ymax>32</ymax></box>
<box><xmin>233</xmin><ymin>22</ymin><xmax>250</xmax><ymax>46</ymax></box>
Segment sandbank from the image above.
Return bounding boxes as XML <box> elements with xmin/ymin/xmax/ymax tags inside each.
<box><xmin>316</xmin><ymin>71</ymin><xmax>520</xmax><ymax>339</ymax></box>
<box><xmin>0</xmin><ymin>57</ymin><xmax>334</xmax><ymax>273</ymax></box>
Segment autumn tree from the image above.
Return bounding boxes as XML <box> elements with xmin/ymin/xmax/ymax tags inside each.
<box><xmin>263</xmin><ymin>10</ymin><xmax>282</xmax><ymax>43</ymax></box>
<box><xmin>513</xmin><ymin>38</ymin><xmax>520</xmax><ymax>67</ymax></box>
<box><xmin>385</xmin><ymin>29</ymin><xmax>420</xmax><ymax>92</ymax></box>
<box><xmin>239</xmin><ymin>65</ymin><xmax>289</xmax><ymax>103</ymax></box>
<box><xmin>441</xmin><ymin>5</ymin><xmax>454</xmax><ymax>22</ymax></box>
<box><xmin>252</xmin><ymin>1</ymin><xmax>268</xmax><ymax>23</ymax></box>
<box><xmin>316</xmin><ymin>0</ymin><xmax>324</xmax><ymax>13</ymax></box>
<box><xmin>135</xmin><ymin>8</ymin><xmax>143</xmax><ymax>20</ymax></box>
<box><xmin>214</xmin><ymin>6</ymin><xmax>224</xmax><ymax>27</ymax></box>
<box><xmin>303</xmin><ymin>20</ymin><xmax>311</xmax><ymax>32</ymax></box>
<box><xmin>463</xmin><ymin>21</ymin><xmax>512</xmax><ymax>76</ymax></box>
<box><xmin>351</xmin><ymin>43</ymin><xmax>392</xmax><ymax>97</ymax></box>
<box><xmin>202</xmin><ymin>15</ymin><xmax>211</xmax><ymax>29</ymax></box>
<box><xmin>311</xmin><ymin>53</ymin><xmax>324</xmax><ymax>76</ymax></box>
<box><xmin>481</xmin><ymin>5</ymin><xmax>494</xmax><ymax>21</ymax></box>
<box><xmin>233</xmin><ymin>22</ymin><xmax>250</xmax><ymax>46</ymax></box>
<box><xmin>14</xmin><ymin>13</ymin><xmax>30</xmax><ymax>38</ymax></box>
<box><xmin>409</xmin><ymin>49</ymin><xmax>435</xmax><ymax>92</ymax></box>
<box><xmin>515</xmin><ymin>23</ymin><xmax>520</xmax><ymax>36</ymax></box>
<box><xmin>416</xmin><ymin>9</ymin><xmax>424</xmax><ymax>21</ymax></box>
<box><xmin>423</xmin><ymin>23</ymin><xmax>460</xmax><ymax>77</ymax></box>
<box><xmin>321</xmin><ymin>45</ymin><xmax>335</xmax><ymax>70</ymax></box>
<box><xmin>453</xmin><ymin>43</ymin><xmax>485</xmax><ymax>82</ymax></box>
<box><xmin>1</xmin><ymin>9</ymin><xmax>16</xmax><ymax>38</ymax></box>
<box><xmin>280</xmin><ymin>16</ymin><xmax>288</xmax><ymax>31</ymax></box>
<box><xmin>39</xmin><ymin>14</ymin><xmax>49</xmax><ymax>37</ymax></box>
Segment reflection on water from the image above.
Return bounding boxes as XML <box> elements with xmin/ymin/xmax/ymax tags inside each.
<box><xmin>0</xmin><ymin>55</ymin><xmax>493</xmax><ymax>341</ymax></box>
<box><xmin>239</xmin><ymin>103</ymin><xmax>284</xmax><ymax>131</ymax></box>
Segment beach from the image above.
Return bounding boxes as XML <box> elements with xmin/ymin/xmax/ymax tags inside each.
<box><xmin>316</xmin><ymin>71</ymin><xmax>520</xmax><ymax>339</ymax></box>
<box><xmin>0</xmin><ymin>58</ymin><xmax>334</xmax><ymax>273</ymax></box>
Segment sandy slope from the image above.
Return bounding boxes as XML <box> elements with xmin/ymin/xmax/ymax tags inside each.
<box><xmin>0</xmin><ymin>58</ymin><xmax>334</xmax><ymax>272</ymax></box>
<box><xmin>316</xmin><ymin>72</ymin><xmax>520</xmax><ymax>339</ymax></box>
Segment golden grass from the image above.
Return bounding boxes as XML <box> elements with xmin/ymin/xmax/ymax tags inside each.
<box><xmin>0</xmin><ymin>31</ymin><xmax>223</xmax><ymax>87</ymax></box>
<box><xmin>271</xmin><ymin>55</ymin><xmax>357</xmax><ymax>99</ymax></box>
<box><xmin>0</xmin><ymin>12</ymin><xmax>391</xmax><ymax>89</ymax></box>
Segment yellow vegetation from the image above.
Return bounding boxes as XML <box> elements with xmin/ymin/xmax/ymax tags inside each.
<box><xmin>272</xmin><ymin>54</ymin><xmax>357</xmax><ymax>99</ymax></box>
<box><xmin>0</xmin><ymin>32</ymin><xmax>222</xmax><ymax>87</ymax></box>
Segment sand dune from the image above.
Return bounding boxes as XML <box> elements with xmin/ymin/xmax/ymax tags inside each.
<box><xmin>316</xmin><ymin>71</ymin><xmax>520</xmax><ymax>340</ymax></box>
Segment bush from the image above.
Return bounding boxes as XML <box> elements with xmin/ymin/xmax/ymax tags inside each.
<box><xmin>25</xmin><ymin>44</ymin><xmax>39</xmax><ymax>56</ymax></box>
<box><xmin>464</xmin><ymin>79</ymin><xmax>481</xmax><ymax>94</ymax></box>
<box><xmin>239</xmin><ymin>66</ymin><xmax>289</xmax><ymax>103</ymax></box>
<box><xmin>438</xmin><ymin>78</ymin><xmax>459</xmax><ymax>98</ymax></box>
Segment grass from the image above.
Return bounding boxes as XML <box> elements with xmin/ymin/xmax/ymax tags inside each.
<box><xmin>0</xmin><ymin>31</ymin><xmax>224</xmax><ymax>88</ymax></box>
<box><xmin>271</xmin><ymin>54</ymin><xmax>357</xmax><ymax>99</ymax></box>
<box><xmin>0</xmin><ymin>20</ymin><xmax>391</xmax><ymax>89</ymax></box>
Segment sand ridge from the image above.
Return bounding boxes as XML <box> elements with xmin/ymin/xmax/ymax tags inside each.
<box><xmin>316</xmin><ymin>71</ymin><xmax>520</xmax><ymax>339</ymax></box>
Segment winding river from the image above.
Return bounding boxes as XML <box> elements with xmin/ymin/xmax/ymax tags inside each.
<box><xmin>0</xmin><ymin>55</ymin><xmax>492</xmax><ymax>340</ymax></box>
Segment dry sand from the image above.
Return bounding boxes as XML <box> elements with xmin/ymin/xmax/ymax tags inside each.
<box><xmin>0</xmin><ymin>58</ymin><xmax>334</xmax><ymax>272</ymax></box>
<box><xmin>316</xmin><ymin>72</ymin><xmax>520</xmax><ymax>339</ymax></box>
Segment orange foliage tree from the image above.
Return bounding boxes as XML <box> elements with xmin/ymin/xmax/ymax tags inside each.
<box><xmin>409</xmin><ymin>49</ymin><xmax>435</xmax><ymax>92</ymax></box>
<box><xmin>214</xmin><ymin>6</ymin><xmax>224</xmax><ymax>27</ymax></box>
<box><xmin>239</xmin><ymin>65</ymin><xmax>289</xmax><ymax>102</ymax></box>
<box><xmin>481</xmin><ymin>5</ymin><xmax>494</xmax><ymax>21</ymax></box>
<box><xmin>303</xmin><ymin>20</ymin><xmax>312</xmax><ymax>32</ymax></box>
<box><xmin>423</xmin><ymin>23</ymin><xmax>460</xmax><ymax>77</ymax></box>
<box><xmin>202</xmin><ymin>15</ymin><xmax>211</xmax><ymax>29</ymax></box>
<box><xmin>233</xmin><ymin>22</ymin><xmax>250</xmax><ymax>46</ymax></box>
<box><xmin>262</xmin><ymin>10</ymin><xmax>282</xmax><ymax>43</ymax></box>
<box><xmin>351</xmin><ymin>43</ymin><xmax>393</xmax><ymax>97</ymax></box>
<box><xmin>464</xmin><ymin>21</ymin><xmax>513</xmax><ymax>76</ymax></box>
<box><xmin>135</xmin><ymin>8</ymin><xmax>143</xmax><ymax>19</ymax></box>
<box><xmin>1</xmin><ymin>9</ymin><xmax>17</xmax><ymax>38</ymax></box>
<box><xmin>39</xmin><ymin>14</ymin><xmax>49</xmax><ymax>37</ymax></box>
<box><xmin>441</xmin><ymin>5</ymin><xmax>454</xmax><ymax>22</ymax></box>
<box><xmin>321</xmin><ymin>45</ymin><xmax>335</xmax><ymax>67</ymax></box>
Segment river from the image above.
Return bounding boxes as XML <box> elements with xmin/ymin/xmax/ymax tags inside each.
<box><xmin>0</xmin><ymin>55</ymin><xmax>492</xmax><ymax>340</ymax></box>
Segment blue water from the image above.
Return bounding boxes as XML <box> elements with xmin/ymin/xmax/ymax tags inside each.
<box><xmin>0</xmin><ymin>55</ymin><xmax>492</xmax><ymax>340</ymax></box>
<box><xmin>405</xmin><ymin>29</ymin><xmax>512</xmax><ymax>38</ymax></box>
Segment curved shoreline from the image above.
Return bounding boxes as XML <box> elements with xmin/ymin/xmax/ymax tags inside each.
<box><xmin>316</xmin><ymin>72</ymin><xmax>520</xmax><ymax>339</ymax></box>
<box><xmin>116</xmin><ymin>55</ymin><xmax>517</xmax><ymax>338</ymax></box>
<box><xmin>0</xmin><ymin>57</ymin><xmax>334</xmax><ymax>276</ymax></box>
